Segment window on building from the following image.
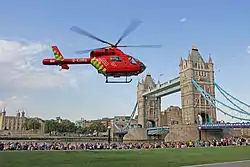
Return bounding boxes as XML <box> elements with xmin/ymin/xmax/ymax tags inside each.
<box><xmin>194</xmin><ymin>63</ymin><xmax>198</xmax><ymax>68</ymax></box>
<box><xmin>207</xmin><ymin>87</ymin><xmax>210</xmax><ymax>93</ymax></box>
<box><xmin>150</xmin><ymin>108</ymin><xmax>153</xmax><ymax>115</ymax></box>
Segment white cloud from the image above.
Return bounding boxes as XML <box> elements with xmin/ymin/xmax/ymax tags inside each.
<box><xmin>0</xmin><ymin>39</ymin><xmax>82</xmax><ymax>89</ymax></box>
<box><xmin>179</xmin><ymin>17</ymin><xmax>187</xmax><ymax>22</ymax></box>
<box><xmin>247</xmin><ymin>45</ymin><xmax>250</xmax><ymax>54</ymax></box>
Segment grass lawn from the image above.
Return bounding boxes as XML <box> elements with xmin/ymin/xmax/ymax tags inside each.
<box><xmin>1</xmin><ymin>146</ymin><xmax>250</xmax><ymax>167</ymax></box>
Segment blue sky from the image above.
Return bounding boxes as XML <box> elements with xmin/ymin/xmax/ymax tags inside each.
<box><xmin>0</xmin><ymin>0</ymin><xmax>250</xmax><ymax>122</ymax></box>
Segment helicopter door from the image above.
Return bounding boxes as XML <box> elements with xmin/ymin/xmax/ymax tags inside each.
<box><xmin>110</xmin><ymin>56</ymin><xmax>122</xmax><ymax>70</ymax></box>
<box><xmin>110</xmin><ymin>56</ymin><xmax>122</xmax><ymax>62</ymax></box>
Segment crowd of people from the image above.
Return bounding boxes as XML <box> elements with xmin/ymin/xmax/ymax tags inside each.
<box><xmin>0</xmin><ymin>137</ymin><xmax>249</xmax><ymax>151</ymax></box>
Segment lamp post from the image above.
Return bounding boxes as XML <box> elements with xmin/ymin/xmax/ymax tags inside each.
<box><xmin>107</xmin><ymin>126</ymin><xmax>111</xmax><ymax>144</ymax></box>
<box><xmin>198</xmin><ymin>126</ymin><xmax>201</xmax><ymax>141</ymax></box>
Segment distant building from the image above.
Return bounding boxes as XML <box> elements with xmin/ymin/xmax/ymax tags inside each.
<box><xmin>81</xmin><ymin>115</ymin><xmax>138</xmax><ymax>130</ymax></box>
<box><xmin>160</xmin><ymin>106</ymin><xmax>182</xmax><ymax>126</ymax></box>
<box><xmin>83</xmin><ymin>117</ymin><xmax>112</xmax><ymax>128</ymax></box>
<box><xmin>0</xmin><ymin>108</ymin><xmax>26</xmax><ymax>131</ymax></box>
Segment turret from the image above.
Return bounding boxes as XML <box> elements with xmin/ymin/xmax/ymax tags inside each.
<box><xmin>208</xmin><ymin>55</ymin><xmax>213</xmax><ymax>64</ymax></box>
<box><xmin>188</xmin><ymin>50</ymin><xmax>191</xmax><ymax>61</ymax></box>
<box><xmin>208</xmin><ymin>54</ymin><xmax>214</xmax><ymax>71</ymax></box>
<box><xmin>179</xmin><ymin>57</ymin><xmax>183</xmax><ymax>65</ymax></box>
<box><xmin>2</xmin><ymin>107</ymin><xmax>6</xmax><ymax>116</ymax></box>
<box><xmin>179</xmin><ymin>57</ymin><xmax>183</xmax><ymax>70</ymax></box>
<box><xmin>16</xmin><ymin>110</ymin><xmax>20</xmax><ymax>117</ymax></box>
<box><xmin>143</xmin><ymin>73</ymin><xmax>156</xmax><ymax>90</ymax></box>
<box><xmin>21</xmin><ymin>110</ymin><xmax>25</xmax><ymax>117</ymax></box>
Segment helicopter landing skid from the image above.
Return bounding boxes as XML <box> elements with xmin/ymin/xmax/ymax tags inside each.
<box><xmin>105</xmin><ymin>76</ymin><xmax>132</xmax><ymax>84</ymax></box>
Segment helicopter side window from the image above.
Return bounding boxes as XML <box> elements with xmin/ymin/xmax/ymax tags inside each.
<box><xmin>128</xmin><ymin>57</ymin><xmax>137</xmax><ymax>65</ymax></box>
<box><xmin>110</xmin><ymin>56</ymin><xmax>122</xmax><ymax>62</ymax></box>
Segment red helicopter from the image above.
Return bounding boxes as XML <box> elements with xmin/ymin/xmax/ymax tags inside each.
<box><xmin>42</xmin><ymin>20</ymin><xmax>161</xmax><ymax>83</ymax></box>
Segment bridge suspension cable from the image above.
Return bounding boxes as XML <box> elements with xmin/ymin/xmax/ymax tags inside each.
<box><xmin>215</xmin><ymin>83</ymin><xmax>250</xmax><ymax>116</ymax></box>
<box><xmin>214</xmin><ymin>82</ymin><xmax>250</xmax><ymax>108</ymax></box>
<box><xmin>192</xmin><ymin>79</ymin><xmax>250</xmax><ymax>121</ymax></box>
<box><xmin>193</xmin><ymin>80</ymin><xmax>250</xmax><ymax>116</ymax></box>
<box><xmin>113</xmin><ymin>102</ymin><xmax>138</xmax><ymax>131</ymax></box>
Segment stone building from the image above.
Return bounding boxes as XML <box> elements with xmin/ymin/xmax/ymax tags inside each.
<box><xmin>0</xmin><ymin>108</ymin><xmax>45</xmax><ymax>135</ymax></box>
<box><xmin>84</xmin><ymin>117</ymin><xmax>112</xmax><ymax>128</ymax></box>
<box><xmin>0</xmin><ymin>108</ymin><xmax>26</xmax><ymax>131</ymax></box>
<box><xmin>160</xmin><ymin>106</ymin><xmax>182</xmax><ymax>126</ymax></box>
<box><xmin>137</xmin><ymin>74</ymin><xmax>161</xmax><ymax>128</ymax></box>
<box><xmin>179</xmin><ymin>45</ymin><xmax>216</xmax><ymax>125</ymax></box>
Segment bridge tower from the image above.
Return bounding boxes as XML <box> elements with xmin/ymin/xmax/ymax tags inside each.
<box><xmin>179</xmin><ymin>45</ymin><xmax>216</xmax><ymax>124</ymax></box>
<box><xmin>137</xmin><ymin>73</ymin><xmax>161</xmax><ymax>128</ymax></box>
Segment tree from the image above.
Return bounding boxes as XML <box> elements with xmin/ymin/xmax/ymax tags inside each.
<box><xmin>23</xmin><ymin>118</ymin><xmax>41</xmax><ymax>131</ymax></box>
<box><xmin>44</xmin><ymin>119</ymin><xmax>57</xmax><ymax>134</ymax></box>
<box><xmin>89</xmin><ymin>121</ymin><xmax>107</xmax><ymax>136</ymax></box>
<box><xmin>44</xmin><ymin>119</ymin><xmax>78</xmax><ymax>134</ymax></box>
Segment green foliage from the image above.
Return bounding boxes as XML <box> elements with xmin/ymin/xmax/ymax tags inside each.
<box><xmin>88</xmin><ymin>121</ymin><xmax>107</xmax><ymax>135</ymax></box>
<box><xmin>22</xmin><ymin>118</ymin><xmax>41</xmax><ymax>130</ymax></box>
<box><xmin>43</xmin><ymin>119</ymin><xmax>108</xmax><ymax>136</ymax></box>
<box><xmin>44</xmin><ymin>119</ymin><xmax>77</xmax><ymax>133</ymax></box>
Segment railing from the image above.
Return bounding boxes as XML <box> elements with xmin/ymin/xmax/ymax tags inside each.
<box><xmin>198</xmin><ymin>123</ymin><xmax>250</xmax><ymax>129</ymax></box>
<box><xmin>147</xmin><ymin>127</ymin><xmax>169</xmax><ymax>136</ymax></box>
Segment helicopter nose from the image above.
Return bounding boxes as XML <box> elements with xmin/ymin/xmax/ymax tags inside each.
<box><xmin>139</xmin><ymin>61</ymin><xmax>146</xmax><ymax>72</ymax></box>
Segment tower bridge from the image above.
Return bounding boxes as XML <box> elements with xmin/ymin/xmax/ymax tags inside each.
<box><xmin>137</xmin><ymin>45</ymin><xmax>216</xmax><ymax>129</ymax></box>
<box><xmin>112</xmin><ymin>45</ymin><xmax>250</xmax><ymax>142</ymax></box>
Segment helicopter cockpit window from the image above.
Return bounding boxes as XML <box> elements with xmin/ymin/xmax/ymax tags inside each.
<box><xmin>128</xmin><ymin>57</ymin><xmax>137</xmax><ymax>65</ymax></box>
<box><xmin>110</xmin><ymin>56</ymin><xmax>122</xmax><ymax>62</ymax></box>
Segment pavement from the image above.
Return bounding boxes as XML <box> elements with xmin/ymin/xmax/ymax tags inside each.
<box><xmin>182</xmin><ymin>160</ymin><xmax>250</xmax><ymax>167</ymax></box>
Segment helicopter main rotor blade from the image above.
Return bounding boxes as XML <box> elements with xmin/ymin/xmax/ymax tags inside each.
<box><xmin>114</xmin><ymin>20</ymin><xmax>142</xmax><ymax>46</ymax></box>
<box><xmin>75</xmin><ymin>47</ymin><xmax>108</xmax><ymax>54</ymax></box>
<box><xmin>70</xmin><ymin>26</ymin><xmax>114</xmax><ymax>46</ymax></box>
<box><xmin>117</xmin><ymin>44</ymin><xmax>162</xmax><ymax>48</ymax></box>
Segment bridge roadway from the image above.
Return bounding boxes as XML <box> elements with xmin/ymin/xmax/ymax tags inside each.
<box><xmin>115</xmin><ymin>127</ymin><xmax>169</xmax><ymax>136</ymax></box>
<box><xmin>142</xmin><ymin>76</ymin><xmax>180</xmax><ymax>97</ymax></box>
<box><xmin>115</xmin><ymin>123</ymin><xmax>250</xmax><ymax>136</ymax></box>
<box><xmin>147</xmin><ymin>127</ymin><xmax>169</xmax><ymax>135</ymax></box>
<box><xmin>198</xmin><ymin>123</ymin><xmax>250</xmax><ymax>129</ymax></box>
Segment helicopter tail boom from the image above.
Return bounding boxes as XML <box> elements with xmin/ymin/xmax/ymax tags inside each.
<box><xmin>42</xmin><ymin>46</ymin><xmax>91</xmax><ymax>70</ymax></box>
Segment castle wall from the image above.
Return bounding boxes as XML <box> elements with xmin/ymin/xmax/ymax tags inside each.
<box><xmin>123</xmin><ymin>128</ymin><xmax>148</xmax><ymax>143</ymax></box>
<box><xmin>164</xmin><ymin>124</ymin><xmax>199</xmax><ymax>142</ymax></box>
